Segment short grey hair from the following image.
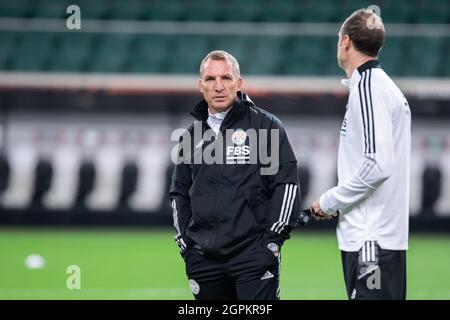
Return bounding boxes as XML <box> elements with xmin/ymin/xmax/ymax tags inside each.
<box><xmin>199</xmin><ymin>50</ymin><xmax>241</xmax><ymax>78</ymax></box>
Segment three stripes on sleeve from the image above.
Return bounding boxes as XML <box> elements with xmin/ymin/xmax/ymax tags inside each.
<box><xmin>271</xmin><ymin>184</ymin><xmax>298</xmax><ymax>234</ymax></box>
<box><xmin>171</xmin><ymin>199</ymin><xmax>187</xmax><ymax>251</ymax></box>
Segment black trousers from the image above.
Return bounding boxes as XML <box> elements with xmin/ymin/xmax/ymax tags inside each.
<box><xmin>341</xmin><ymin>241</ymin><xmax>407</xmax><ymax>300</ymax></box>
<box><xmin>182</xmin><ymin>239</ymin><xmax>281</xmax><ymax>300</ymax></box>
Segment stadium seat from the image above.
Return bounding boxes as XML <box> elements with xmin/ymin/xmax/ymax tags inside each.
<box><xmin>443</xmin><ymin>43</ymin><xmax>450</xmax><ymax>77</ymax></box>
<box><xmin>298</xmin><ymin>0</ymin><xmax>336</xmax><ymax>23</ymax></box>
<box><xmin>166</xmin><ymin>35</ymin><xmax>214</xmax><ymax>74</ymax></box>
<box><xmin>211</xmin><ymin>36</ymin><xmax>251</xmax><ymax>73</ymax></box>
<box><xmin>244</xmin><ymin>36</ymin><xmax>286</xmax><ymax>75</ymax></box>
<box><xmin>379</xmin><ymin>0</ymin><xmax>417</xmax><ymax>23</ymax></box>
<box><xmin>145</xmin><ymin>0</ymin><xmax>185</xmax><ymax>21</ymax></box>
<box><xmin>405</xmin><ymin>37</ymin><xmax>443</xmax><ymax>76</ymax></box>
<box><xmin>220</xmin><ymin>0</ymin><xmax>263</xmax><ymax>22</ymax></box>
<box><xmin>9</xmin><ymin>32</ymin><xmax>56</xmax><ymax>71</ymax></box>
<box><xmin>0</xmin><ymin>32</ymin><xmax>17</xmax><ymax>70</ymax></box>
<box><xmin>378</xmin><ymin>37</ymin><xmax>408</xmax><ymax>76</ymax></box>
<box><xmin>87</xmin><ymin>34</ymin><xmax>134</xmax><ymax>73</ymax></box>
<box><xmin>183</xmin><ymin>0</ymin><xmax>222</xmax><ymax>22</ymax></box>
<box><xmin>414</xmin><ymin>0</ymin><xmax>449</xmax><ymax>24</ymax></box>
<box><xmin>48</xmin><ymin>33</ymin><xmax>95</xmax><ymax>72</ymax></box>
<box><xmin>0</xmin><ymin>0</ymin><xmax>447</xmax><ymax>76</ymax></box>
<box><xmin>108</xmin><ymin>0</ymin><xmax>147</xmax><ymax>20</ymax></box>
<box><xmin>0</xmin><ymin>0</ymin><xmax>33</xmax><ymax>18</ymax></box>
<box><xmin>32</xmin><ymin>0</ymin><xmax>71</xmax><ymax>19</ymax></box>
<box><xmin>2</xmin><ymin>0</ymin><xmax>447</xmax><ymax>26</ymax></box>
<box><xmin>321</xmin><ymin>36</ymin><xmax>342</xmax><ymax>75</ymax></box>
<box><xmin>259</xmin><ymin>0</ymin><xmax>299</xmax><ymax>22</ymax></box>
<box><xmin>127</xmin><ymin>34</ymin><xmax>173</xmax><ymax>73</ymax></box>
<box><xmin>74</xmin><ymin>0</ymin><xmax>109</xmax><ymax>20</ymax></box>
<box><xmin>282</xmin><ymin>36</ymin><xmax>326</xmax><ymax>75</ymax></box>
<box><xmin>333</xmin><ymin>0</ymin><xmax>367</xmax><ymax>23</ymax></box>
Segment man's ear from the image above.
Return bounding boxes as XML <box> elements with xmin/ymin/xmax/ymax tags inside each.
<box><xmin>198</xmin><ymin>78</ymin><xmax>203</xmax><ymax>94</ymax></box>
<box><xmin>343</xmin><ymin>35</ymin><xmax>351</xmax><ymax>50</ymax></box>
<box><xmin>237</xmin><ymin>78</ymin><xmax>243</xmax><ymax>91</ymax></box>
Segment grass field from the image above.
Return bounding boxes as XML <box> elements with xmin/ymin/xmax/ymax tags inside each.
<box><xmin>0</xmin><ymin>228</ymin><xmax>449</xmax><ymax>300</ymax></box>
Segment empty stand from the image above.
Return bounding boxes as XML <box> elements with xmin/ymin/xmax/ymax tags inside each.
<box><xmin>0</xmin><ymin>0</ymin><xmax>448</xmax><ymax>76</ymax></box>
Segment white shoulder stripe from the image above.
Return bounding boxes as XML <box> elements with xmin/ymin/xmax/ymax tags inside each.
<box><xmin>358</xmin><ymin>70</ymin><xmax>376</xmax><ymax>155</ymax></box>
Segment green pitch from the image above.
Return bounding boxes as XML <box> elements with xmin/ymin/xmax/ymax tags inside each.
<box><xmin>0</xmin><ymin>228</ymin><xmax>449</xmax><ymax>300</ymax></box>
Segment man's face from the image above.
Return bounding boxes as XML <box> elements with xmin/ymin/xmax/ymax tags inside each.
<box><xmin>199</xmin><ymin>59</ymin><xmax>242</xmax><ymax>113</ymax></box>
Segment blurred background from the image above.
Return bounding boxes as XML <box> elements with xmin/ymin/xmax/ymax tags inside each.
<box><xmin>0</xmin><ymin>0</ymin><xmax>449</xmax><ymax>299</ymax></box>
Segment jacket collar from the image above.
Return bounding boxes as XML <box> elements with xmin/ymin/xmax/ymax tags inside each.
<box><xmin>341</xmin><ymin>59</ymin><xmax>380</xmax><ymax>90</ymax></box>
<box><xmin>357</xmin><ymin>59</ymin><xmax>380</xmax><ymax>74</ymax></box>
<box><xmin>191</xmin><ymin>91</ymin><xmax>255</xmax><ymax>125</ymax></box>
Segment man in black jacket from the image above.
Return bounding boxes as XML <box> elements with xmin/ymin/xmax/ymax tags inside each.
<box><xmin>169</xmin><ymin>50</ymin><xmax>301</xmax><ymax>300</ymax></box>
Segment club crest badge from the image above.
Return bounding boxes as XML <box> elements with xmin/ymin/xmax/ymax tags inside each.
<box><xmin>232</xmin><ymin>129</ymin><xmax>247</xmax><ymax>146</ymax></box>
<box><xmin>189</xmin><ymin>279</ymin><xmax>200</xmax><ymax>295</ymax></box>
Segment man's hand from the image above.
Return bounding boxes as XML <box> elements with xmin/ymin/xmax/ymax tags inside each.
<box><xmin>311</xmin><ymin>200</ymin><xmax>334</xmax><ymax>221</ymax></box>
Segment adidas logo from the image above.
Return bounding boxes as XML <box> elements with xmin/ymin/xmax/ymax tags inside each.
<box><xmin>260</xmin><ymin>271</ymin><xmax>274</xmax><ymax>280</ymax></box>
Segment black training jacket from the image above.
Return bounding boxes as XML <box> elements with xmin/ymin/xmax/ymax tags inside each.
<box><xmin>169</xmin><ymin>91</ymin><xmax>301</xmax><ymax>258</ymax></box>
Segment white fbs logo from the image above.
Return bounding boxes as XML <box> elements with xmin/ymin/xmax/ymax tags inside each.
<box><xmin>227</xmin><ymin>129</ymin><xmax>250</xmax><ymax>163</ymax></box>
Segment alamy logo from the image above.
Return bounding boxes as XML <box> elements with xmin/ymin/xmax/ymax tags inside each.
<box><xmin>366</xmin><ymin>266</ymin><xmax>381</xmax><ymax>290</ymax></box>
<box><xmin>66</xmin><ymin>5</ymin><xmax>81</xmax><ymax>30</ymax></box>
<box><xmin>366</xmin><ymin>5</ymin><xmax>383</xmax><ymax>30</ymax></box>
<box><xmin>66</xmin><ymin>265</ymin><xmax>81</xmax><ymax>290</ymax></box>
<box><xmin>171</xmin><ymin>123</ymin><xmax>280</xmax><ymax>175</ymax></box>
<box><xmin>359</xmin><ymin>241</ymin><xmax>381</xmax><ymax>290</ymax></box>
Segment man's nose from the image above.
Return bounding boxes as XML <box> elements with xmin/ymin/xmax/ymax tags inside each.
<box><xmin>214</xmin><ymin>80</ymin><xmax>224</xmax><ymax>91</ymax></box>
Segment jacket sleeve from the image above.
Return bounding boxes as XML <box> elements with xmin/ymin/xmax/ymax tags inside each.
<box><xmin>319</xmin><ymin>78</ymin><xmax>395</xmax><ymax>214</ymax></box>
<box><xmin>262</xmin><ymin>118</ymin><xmax>301</xmax><ymax>247</ymax></box>
<box><xmin>169</xmin><ymin>135</ymin><xmax>193</xmax><ymax>252</ymax></box>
